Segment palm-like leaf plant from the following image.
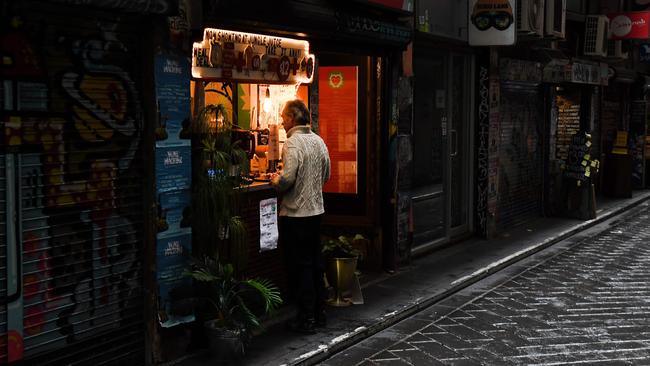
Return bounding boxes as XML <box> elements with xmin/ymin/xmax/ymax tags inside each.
<box><xmin>185</xmin><ymin>256</ymin><xmax>282</xmax><ymax>344</ymax></box>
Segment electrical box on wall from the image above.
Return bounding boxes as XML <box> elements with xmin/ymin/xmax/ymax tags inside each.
<box><xmin>418</xmin><ymin>0</ymin><xmax>468</xmax><ymax>41</ymax></box>
<box><xmin>584</xmin><ymin>15</ymin><xmax>609</xmax><ymax>57</ymax></box>
<box><xmin>517</xmin><ymin>0</ymin><xmax>545</xmax><ymax>37</ymax></box>
<box><xmin>607</xmin><ymin>40</ymin><xmax>629</xmax><ymax>59</ymax></box>
<box><xmin>545</xmin><ymin>0</ymin><xmax>566</xmax><ymax>38</ymax></box>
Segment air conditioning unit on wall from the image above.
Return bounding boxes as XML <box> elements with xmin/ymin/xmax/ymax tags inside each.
<box><xmin>584</xmin><ymin>15</ymin><xmax>609</xmax><ymax>57</ymax></box>
<box><xmin>545</xmin><ymin>0</ymin><xmax>566</xmax><ymax>38</ymax></box>
<box><xmin>607</xmin><ymin>40</ymin><xmax>628</xmax><ymax>59</ymax></box>
<box><xmin>517</xmin><ymin>0</ymin><xmax>545</xmax><ymax>37</ymax></box>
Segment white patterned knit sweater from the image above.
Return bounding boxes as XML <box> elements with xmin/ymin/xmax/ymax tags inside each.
<box><xmin>273</xmin><ymin>125</ymin><xmax>330</xmax><ymax>217</ymax></box>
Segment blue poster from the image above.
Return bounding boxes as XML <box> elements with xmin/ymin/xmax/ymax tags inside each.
<box><xmin>156</xmin><ymin>145</ymin><xmax>191</xmax><ymax>193</ymax></box>
<box><xmin>154</xmin><ymin>52</ymin><xmax>194</xmax><ymax>328</ymax></box>
<box><xmin>154</xmin><ymin>53</ymin><xmax>192</xmax><ymax>147</ymax></box>
<box><xmin>156</xmin><ymin>233</ymin><xmax>194</xmax><ymax>328</ymax></box>
<box><xmin>157</xmin><ymin>189</ymin><xmax>192</xmax><ymax>239</ymax></box>
<box><xmin>641</xmin><ymin>43</ymin><xmax>650</xmax><ymax>64</ymax></box>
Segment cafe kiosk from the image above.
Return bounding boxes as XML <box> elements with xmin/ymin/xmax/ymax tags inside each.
<box><xmin>190</xmin><ymin>28</ymin><xmax>315</xmax><ymax>289</ymax></box>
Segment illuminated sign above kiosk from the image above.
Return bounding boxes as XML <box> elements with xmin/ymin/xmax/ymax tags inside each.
<box><xmin>192</xmin><ymin>28</ymin><xmax>315</xmax><ymax>84</ymax></box>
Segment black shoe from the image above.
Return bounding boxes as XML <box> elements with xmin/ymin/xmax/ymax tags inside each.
<box><xmin>315</xmin><ymin>310</ymin><xmax>327</xmax><ymax>328</ymax></box>
<box><xmin>286</xmin><ymin>317</ymin><xmax>317</xmax><ymax>334</ymax></box>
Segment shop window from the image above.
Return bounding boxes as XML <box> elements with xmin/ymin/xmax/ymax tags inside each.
<box><xmin>318</xmin><ymin>66</ymin><xmax>359</xmax><ymax>194</ymax></box>
<box><xmin>317</xmin><ymin>54</ymin><xmax>370</xmax><ymax>217</ymax></box>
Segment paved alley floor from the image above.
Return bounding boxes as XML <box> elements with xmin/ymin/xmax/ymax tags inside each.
<box><xmin>321</xmin><ymin>202</ymin><xmax>650</xmax><ymax>365</ymax></box>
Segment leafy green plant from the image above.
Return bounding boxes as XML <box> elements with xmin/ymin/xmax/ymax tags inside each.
<box><xmin>185</xmin><ymin>256</ymin><xmax>282</xmax><ymax>345</ymax></box>
<box><xmin>322</xmin><ymin>234</ymin><xmax>363</xmax><ymax>259</ymax></box>
<box><xmin>192</xmin><ymin>103</ymin><xmax>250</xmax><ymax>272</ymax></box>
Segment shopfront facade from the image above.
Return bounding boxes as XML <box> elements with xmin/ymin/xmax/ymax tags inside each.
<box><xmin>195</xmin><ymin>0</ymin><xmax>412</xmax><ymax>279</ymax></box>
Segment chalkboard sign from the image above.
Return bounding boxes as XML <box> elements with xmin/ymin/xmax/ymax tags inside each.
<box><xmin>555</xmin><ymin>92</ymin><xmax>581</xmax><ymax>161</ymax></box>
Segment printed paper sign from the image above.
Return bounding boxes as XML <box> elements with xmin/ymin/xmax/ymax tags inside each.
<box><xmin>156</xmin><ymin>190</ymin><xmax>192</xmax><ymax>239</ymax></box>
<box><xmin>154</xmin><ymin>53</ymin><xmax>192</xmax><ymax>147</ymax></box>
<box><xmin>156</xmin><ymin>233</ymin><xmax>194</xmax><ymax>328</ymax></box>
<box><xmin>259</xmin><ymin>197</ymin><xmax>279</xmax><ymax>252</ymax></box>
<box><xmin>156</xmin><ymin>145</ymin><xmax>191</xmax><ymax>193</ymax></box>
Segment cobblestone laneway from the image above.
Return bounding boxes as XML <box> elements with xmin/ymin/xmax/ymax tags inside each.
<box><xmin>322</xmin><ymin>206</ymin><xmax>650</xmax><ymax>365</ymax></box>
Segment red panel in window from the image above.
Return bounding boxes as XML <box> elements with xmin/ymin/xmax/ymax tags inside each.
<box><xmin>319</xmin><ymin>66</ymin><xmax>358</xmax><ymax>194</ymax></box>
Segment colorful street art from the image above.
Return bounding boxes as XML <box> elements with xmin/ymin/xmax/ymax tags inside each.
<box><xmin>1</xmin><ymin>10</ymin><xmax>143</xmax><ymax>362</ymax></box>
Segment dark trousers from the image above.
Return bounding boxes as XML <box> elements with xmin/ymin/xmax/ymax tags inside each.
<box><xmin>280</xmin><ymin>215</ymin><xmax>326</xmax><ymax>320</ymax></box>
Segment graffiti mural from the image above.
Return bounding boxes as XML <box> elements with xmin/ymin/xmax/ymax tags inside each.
<box><xmin>476</xmin><ymin>64</ymin><xmax>489</xmax><ymax>237</ymax></box>
<box><xmin>2</xmin><ymin>9</ymin><xmax>143</xmax><ymax>362</ymax></box>
<box><xmin>497</xmin><ymin>86</ymin><xmax>543</xmax><ymax>229</ymax></box>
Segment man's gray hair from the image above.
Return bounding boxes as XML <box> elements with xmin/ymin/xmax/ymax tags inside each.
<box><xmin>284</xmin><ymin>99</ymin><xmax>311</xmax><ymax>125</ymax></box>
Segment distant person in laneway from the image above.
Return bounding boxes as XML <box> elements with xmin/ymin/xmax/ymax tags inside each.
<box><xmin>271</xmin><ymin>99</ymin><xmax>331</xmax><ymax>334</ymax></box>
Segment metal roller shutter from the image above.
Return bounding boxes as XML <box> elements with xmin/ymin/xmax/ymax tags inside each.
<box><xmin>498</xmin><ymin>82</ymin><xmax>544</xmax><ymax>229</ymax></box>
<box><xmin>0</xmin><ymin>155</ymin><xmax>7</xmax><ymax>363</ymax></box>
<box><xmin>1</xmin><ymin>2</ymin><xmax>146</xmax><ymax>364</ymax></box>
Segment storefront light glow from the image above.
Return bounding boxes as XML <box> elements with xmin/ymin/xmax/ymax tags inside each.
<box><xmin>192</xmin><ymin>28</ymin><xmax>315</xmax><ymax>84</ymax></box>
<box><xmin>263</xmin><ymin>88</ymin><xmax>272</xmax><ymax>113</ymax></box>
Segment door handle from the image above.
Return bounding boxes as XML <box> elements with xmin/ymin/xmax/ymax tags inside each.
<box><xmin>6</xmin><ymin>154</ymin><xmax>22</xmax><ymax>302</ymax></box>
<box><xmin>450</xmin><ymin>129</ymin><xmax>458</xmax><ymax>157</ymax></box>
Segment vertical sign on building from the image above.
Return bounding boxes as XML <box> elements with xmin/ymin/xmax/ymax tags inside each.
<box><xmin>469</xmin><ymin>0</ymin><xmax>516</xmax><ymax>46</ymax></box>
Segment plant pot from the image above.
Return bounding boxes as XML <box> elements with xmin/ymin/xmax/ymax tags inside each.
<box><xmin>326</xmin><ymin>257</ymin><xmax>357</xmax><ymax>307</ymax></box>
<box><xmin>204</xmin><ymin>320</ymin><xmax>244</xmax><ymax>360</ymax></box>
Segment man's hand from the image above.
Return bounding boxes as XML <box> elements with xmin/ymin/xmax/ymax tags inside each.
<box><xmin>270</xmin><ymin>172</ymin><xmax>281</xmax><ymax>186</ymax></box>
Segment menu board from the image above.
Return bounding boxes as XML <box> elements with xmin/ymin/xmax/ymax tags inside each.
<box><xmin>555</xmin><ymin>92</ymin><xmax>581</xmax><ymax>161</ymax></box>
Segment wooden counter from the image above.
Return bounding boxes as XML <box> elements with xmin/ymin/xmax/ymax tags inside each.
<box><xmin>237</xmin><ymin>183</ymin><xmax>288</xmax><ymax>294</ymax></box>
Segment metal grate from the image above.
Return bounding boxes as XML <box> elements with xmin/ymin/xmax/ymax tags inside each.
<box><xmin>0</xmin><ymin>154</ymin><xmax>7</xmax><ymax>363</ymax></box>
<box><xmin>498</xmin><ymin>85</ymin><xmax>544</xmax><ymax>229</ymax></box>
<box><xmin>4</xmin><ymin>2</ymin><xmax>146</xmax><ymax>364</ymax></box>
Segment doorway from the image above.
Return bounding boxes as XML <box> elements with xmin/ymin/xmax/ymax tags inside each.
<box><xmin>412</xmin><ymin>50</ymin><xmax>473</xmax><ymax>253</ymax></box>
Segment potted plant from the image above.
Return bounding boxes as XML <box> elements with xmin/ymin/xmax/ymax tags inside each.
<box><xmin>322</xmin><ymin>234</ymin><xmax>363</xmax><ymax>307</ymax></box>
<box><xmin>185</xmin><ymin>256</ymin><xmax>282</xmax><ymax>359</ymax></box>
<box><xmin>192</xmin><ymin>103</ymin><xmax>250</xmax><ymax>272</ymax></box>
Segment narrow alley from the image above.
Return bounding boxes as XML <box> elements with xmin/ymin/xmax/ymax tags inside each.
<box><xmin>322</xmin><ymin>203</ymin><xmax>650</xmax><ymax>365</ymax></box>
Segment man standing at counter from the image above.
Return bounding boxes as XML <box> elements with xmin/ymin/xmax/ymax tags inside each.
<box><xmin>271</xmin><ymin>99</ymin><xmax>331</xmax><ymax>334</ymax></box>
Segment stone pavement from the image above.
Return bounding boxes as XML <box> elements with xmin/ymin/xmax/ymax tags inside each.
<box><xmin>174</xmin><ymin>190</ymin><xmax>650</xmax><ymax>366</ymax></box>
<box><xmin>322</xmin><ymin>201</ymin><xmax>650</xmax><ymax>365</ymax></box>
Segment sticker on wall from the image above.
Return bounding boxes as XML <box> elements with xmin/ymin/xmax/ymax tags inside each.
<box><xmin>328</xmin><ymin>71</ymin><xmax>344</xmax><ymax>88</ymax></box>
<box><xmin>469</xmin><ymin>0</ymin><xmax>516</xmax><ymax>46</ymax></box>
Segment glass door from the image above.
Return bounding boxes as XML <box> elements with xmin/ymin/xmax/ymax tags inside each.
<box><xmin>412</xmin><ymin>52</ymin><xmax>447</xmax><ymax>249</ymax></box>
<box><xmin>412</xmin><ymin>50</ymin><xmax>473</xmax><ymax>252</ymax></box>
<box><xmin>449</xmin><ymin>54</ymin><xmax>472</xmax><ymax>237</ymax></box>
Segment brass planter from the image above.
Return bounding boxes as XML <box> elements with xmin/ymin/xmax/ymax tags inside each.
<box><xmin>326</xmin><ymin>257</ymin><xmax>357</xmax><ymax>307</ymax></box>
